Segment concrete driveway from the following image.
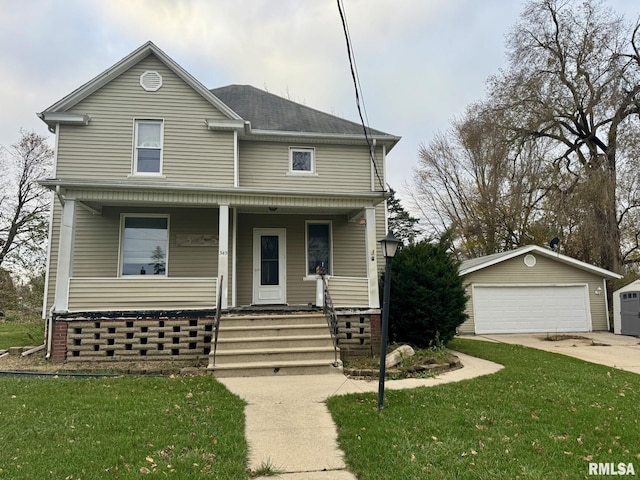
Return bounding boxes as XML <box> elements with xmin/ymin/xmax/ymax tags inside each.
<box><xmin>469</xmin><ymin>332</ymin><xmax>640</xmax><ymax>374</ymax></box>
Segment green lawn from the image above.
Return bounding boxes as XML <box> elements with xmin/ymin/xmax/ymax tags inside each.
<box><xmin>327</xmin><ymin>338</ymin><xmax>640</xmax><ymax>480</ymax></box>
<box><xmin>0</xmin><ymin>312</ymin><xmax>45</xmax><ymax>350</ymax></box>
<box><xmin>0</xmin><ymin>375</ymin><xmax>247</xmax><ymax>479</ymax></box>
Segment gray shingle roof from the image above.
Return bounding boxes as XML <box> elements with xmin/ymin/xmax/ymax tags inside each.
<box><xmin>211</xmin><ymin>84</ymin><xmax>393</xmax><ymax>137</ymax></box>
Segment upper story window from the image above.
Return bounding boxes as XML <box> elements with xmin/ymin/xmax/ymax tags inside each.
<box><xmin>134</xmin><ymin>120</ymin><xmax>163</xmax><ymax>175</ymax></box>
<box><xmin>120</xmin><ymin>215</ymin><xmax>169</xmax><ymax>276</ymax></box>
<box><xmin>289</xmin><ymin>147</ymin><xmax>315</xmax><ymax>175</ymax></box>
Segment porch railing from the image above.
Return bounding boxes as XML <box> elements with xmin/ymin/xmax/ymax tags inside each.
<box><xmin>319</xmin><ymin>271</ymin><xmax>340</xmax><ymax>366</ymax></box>
<box><xmin>212</xmin><ymin>275</ymin><xmax>224</xmax><ymax>366</ymax></box>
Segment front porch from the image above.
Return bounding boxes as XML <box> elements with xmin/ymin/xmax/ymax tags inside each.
<box><xmin>43</xmin><ymin>180</ymin><xmax>388</xmax><ymax>369</ymax></box>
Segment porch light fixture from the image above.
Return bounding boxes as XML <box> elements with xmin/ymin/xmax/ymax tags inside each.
<box><xmin>377</xmin><ymin>230</ymin><xmax>401</xmax><ymax>412</ymax></box>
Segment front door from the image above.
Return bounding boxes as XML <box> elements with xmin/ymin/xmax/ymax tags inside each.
<box><xmin>253</xmin><ymin>228</ymin><xmax>286</xmax><ymax>304</ymax></box>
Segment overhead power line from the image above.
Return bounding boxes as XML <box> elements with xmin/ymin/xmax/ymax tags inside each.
<box><xmin>336</xmin><ymin>0</ymin><xmax>386</xmax><ymax>192</ymax></box>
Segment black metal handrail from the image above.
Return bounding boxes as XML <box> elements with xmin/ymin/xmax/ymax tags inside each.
<box><xmin>319</xmin><ymin>271</ymin><xmax>340</xmax><ymax>366</ymax></box>
<box><xmin>212</xmin><ymin>275</ymin><xmax>223</xmax><ymax>366</ymax></box>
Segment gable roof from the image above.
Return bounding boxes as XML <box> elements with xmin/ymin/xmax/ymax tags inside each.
<box><xmin>39</xmin><ymin>41</ymin><xmax>241</xmax><ymax>127</ymax></box>
<box><xmin>459</xmin><ymin>245</ymin><xmax>622</xmax><ymax>279</ymax></box>
<box><xmin>39</xmin><ymin>42</ymin><xmax>400</xmax><ymax>150</ymax></box>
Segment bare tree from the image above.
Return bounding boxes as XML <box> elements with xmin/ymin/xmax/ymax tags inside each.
<box><xmin>411</xmin><ymin>103</ymin><xmax>552</xmax><ymax>258</ymax></box>
<box><xmin>0</xmin><ymin>131</ymin><xmax>53</xmax><ymax>273</ymax></box>
<box><xmin>486</xmin><ymin>0</ymin><xmax>640</xmax><ymax>271</ymax></box>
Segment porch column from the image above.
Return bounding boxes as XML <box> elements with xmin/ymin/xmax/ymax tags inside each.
<box><xmin>54</xmin><ymin>198</ymin><xmax>76</xmax><ymax>312</ymax></box>
<box><xmin>365</xmin><ymin>206</ymin><xmax>380</xmax><ymax>308</ymax></box>
<box><xmin>218</xmin><ymin>204</ymin><xmax>229</xmax><ymax>309</ymax></box>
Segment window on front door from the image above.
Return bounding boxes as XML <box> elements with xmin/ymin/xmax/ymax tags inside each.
<box><xmin>134</xmin><ymin>120</ymin><xmax>163</xmax><ymax>174</ymax></box>
<box><xmin>306</xmin><ymin>222</ymin><xmax>331</xmax><ymax>275</ymax></box>
<box><xmin>120</xmin><ymin>215</ymin><xmax>169</xmax><ymax>276</ymax></box>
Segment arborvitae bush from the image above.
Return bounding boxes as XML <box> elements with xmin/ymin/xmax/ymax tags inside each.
<box><xmin>386</xmin><ymin>237</ymin><xmax>467</xmax><ymax>347</ymax></box>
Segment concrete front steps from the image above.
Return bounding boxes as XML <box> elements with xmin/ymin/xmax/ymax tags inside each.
<box><xmin>208</xmin><ymin>312</ymin><xmax>343</xmax><ymax>377</ymax></box>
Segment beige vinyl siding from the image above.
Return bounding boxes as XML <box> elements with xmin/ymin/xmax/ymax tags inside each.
<box><xmin>68</xmin><ymin>277</ymin><xmax>217</xmax><ymax>311</ymax></box>
<box><xmin>235</xmin><ymin>213</ymin><xmax>369</xmax><ymax>306</ymax></box>
<box><xmin>58</xmin><ymin>55</ymin><xmax>234</xmax><ymax>185</ymax></box>
<box><xmin>460</xmin><ymin>254</ymin><xmax>609</xmax><ymax>334</ymax></box>
<box><xmin>328</xmin><ymin>277</ymin><xmax>369</xmax><ymax>307</ymax></box>
<box><xmin>239</xmin><ymin>142</ymin><xmax>384</xmax><ymax>193</ymax></box>
<box><xmin>73</xmin><ymin>206</ymin><xmax>120</xmax><ymax>276</ymax></box>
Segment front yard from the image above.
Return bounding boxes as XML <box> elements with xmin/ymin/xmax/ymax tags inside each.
<box><xmin>0</xmin><ymin>375</ymin><xmax>247</xmax><ymax>479</ymax></box>
<box><xmin>2</xmin><ymin>321</ymin><xmax>639</xmax><ymax>479</ymax></box>
<box><xmin>327</xmin><ymin>338</ymin><xmax>640</xmax><ymax>479</ymax></box>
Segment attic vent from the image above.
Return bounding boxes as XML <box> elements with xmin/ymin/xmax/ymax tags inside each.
<box><xmin>140</xmin><ymin>71</ymin><xmax>162</xmax><ymax>92</ymax></box>
<box><xmin>524</xmin><ymin>254</ymin><xmax>537</xmax><ymax>267</ymax></box>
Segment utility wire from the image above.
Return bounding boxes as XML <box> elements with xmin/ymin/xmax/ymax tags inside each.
<box><xmin>336</xmin><ymin>0</ymin><xmax>386</xmax><ymax>192</ymax></box>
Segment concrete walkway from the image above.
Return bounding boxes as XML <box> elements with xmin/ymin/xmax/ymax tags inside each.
<box><xmin>470</xmin><ymin>332</ymin><xmax>640</xmax><ymax>374</ymax></box>
<box><xmin>219</xmin><ymin>351</ymin><xmax>503</xmax><ymax>480</ymax></box>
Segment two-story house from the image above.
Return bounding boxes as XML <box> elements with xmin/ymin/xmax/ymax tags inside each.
<box><xmin>38</xmin><ymin>42</ymin><xmax>400</xmax><ymax>375</ymax></box>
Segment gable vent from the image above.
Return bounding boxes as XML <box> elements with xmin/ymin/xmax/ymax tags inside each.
<box><xmin>140</xmin><ymin>71</ymin><xmax>163</xmax><ymax>92</ymax></box>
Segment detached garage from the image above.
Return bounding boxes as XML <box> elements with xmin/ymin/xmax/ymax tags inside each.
<box><xmin>458</xmin><ymin>245</ymin><xmax>622</xmax><ymax>335</ymax></box>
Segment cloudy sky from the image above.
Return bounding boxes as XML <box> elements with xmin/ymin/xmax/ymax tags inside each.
<box><xmin>1</xmin><ymin>0</ymin><xmax>638</xmax><ymax>206</ymax></box>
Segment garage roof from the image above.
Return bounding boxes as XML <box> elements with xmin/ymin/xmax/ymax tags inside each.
<box><xmin>459</xmin><ymin>245</ymin><xmax>623</xmax><ymax>279</ymax></box>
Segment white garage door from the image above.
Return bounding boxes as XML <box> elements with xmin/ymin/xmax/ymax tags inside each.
<box><xmin>473</xmin><ymin>285</ymin><xmax>590</xmax><ymax>334</ymax></box>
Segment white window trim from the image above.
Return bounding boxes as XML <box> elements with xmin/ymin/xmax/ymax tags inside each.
<box><xmin>288</xmin><ymin>147</ymin><xmax>316</xmax><ymax>176</ymax></box>
<box><xmin>132</xmin><ymin>119</ymin><xmax>164</xmax><ymax>176</ymax></box>
<box><xmin>304</xmin><ymin>220</ymin><xmax>333</xmax><ymax>278</ymax></box>
<box><xmin>118</xmin><ymin>213</ymin><xmax>170</xmax><ymax>277</ymax></box>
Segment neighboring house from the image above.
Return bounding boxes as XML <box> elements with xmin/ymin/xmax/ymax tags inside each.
<box><xmin>38</xmin><ymin>42</ymin><xmax>400</xmax><ymax>372</ymax></box>
<box><xmin>459</xmin><ymin>245</ymin><xmax>622</xmax><ymax>335</ymax></box>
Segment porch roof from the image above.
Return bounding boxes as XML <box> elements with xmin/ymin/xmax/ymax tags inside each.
<box><xmin>40</xmin><ymin>178</ymin><xmax>387</xmax><ymax>215</ymax></box>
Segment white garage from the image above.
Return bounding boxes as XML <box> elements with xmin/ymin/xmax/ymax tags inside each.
<box><xmin>458</xmin><ymin>245</ymin><xmax>622</xmax><ymax>335</ymax></box>
<box><xmin>472</xmin><ymin>285</ymin><xmax>590</xmax><ymax>334</ymax></box>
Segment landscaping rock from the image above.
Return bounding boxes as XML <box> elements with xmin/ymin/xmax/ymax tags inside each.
<box><xmin>386</xmin><ymin>345</ymin><xmax>415</xmax><ymax>368</ymax></box>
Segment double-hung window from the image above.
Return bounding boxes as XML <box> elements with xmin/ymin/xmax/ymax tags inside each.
<box><xmin>306</xmin><ymin>221</ymin><xmax>331</xmax><ymax>275</ymax></box>
<box><xmin>120</xmin><ymin>215</ymin><xmax>169</xmax><ymax>276</ymax></box>
<box><xmin>134</xmin><ymin>120</ymin><xmax>163</xmax><ymax>174</ymax></box>
<box><xmin>289</xmin><ymin>147</ymin><xmax>315</xmax><ymax>175</ymax></box>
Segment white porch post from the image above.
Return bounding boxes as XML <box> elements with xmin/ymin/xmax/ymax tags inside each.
<box><xmin>218</xmin><ymin>204</ymin><xmax>230</xmax><ymax>309</ymax></box>
<box><xmin>365</xmin><ymin>206</ymin><xmax>380</xmax><ymax>308</ymax></box>
<box><xmin>54</xmin><ymin>198</ymin><xmax>76</xmax><ymax>312</ymax></box>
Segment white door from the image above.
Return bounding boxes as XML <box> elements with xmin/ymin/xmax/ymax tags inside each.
<box><xmin>473</xmin><ymin>285</ymin><xmax>591</xmax><ymax>334</ymax></box>
<box><xmin>253</xmin><ymin>228</ymin><xmax>286</xmax><ymax>304</ymax></box>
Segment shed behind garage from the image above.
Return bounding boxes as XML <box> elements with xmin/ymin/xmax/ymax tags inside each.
<box><xmin>458</xmin><ymin>246</ymin><xmax>622</xmax><ymax>335</ymax></box>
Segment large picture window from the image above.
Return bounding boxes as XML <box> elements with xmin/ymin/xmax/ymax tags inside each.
<box><xmin>306</xmin><ymin>222</ymin><xmax>331</xmax><ymax>275</ymax></box>
<box><xmin>121</xmin><ymin>216</ymin><xmax>169</xmax><ymax>276</ymax></box>
<box><xmin>134</xmin><ymin>120</ymin><xmax>163</xmax><ymax>174</ymax></box>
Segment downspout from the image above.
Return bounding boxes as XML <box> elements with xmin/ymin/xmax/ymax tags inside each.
<box><xmin>55</xmin><ymin>185</ymin><xmax>65</xmax><ymax>206</ymax></box>
<box><xmin>45</xmin><ymin>307</ymin><xmax>54</xmax><ymax>359</ymax></box>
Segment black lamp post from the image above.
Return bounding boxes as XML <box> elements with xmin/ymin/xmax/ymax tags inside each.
<box><xmin>377</xmin><ymin>230</ymin><xmax>401</xmax><ymax>412</ymax></box>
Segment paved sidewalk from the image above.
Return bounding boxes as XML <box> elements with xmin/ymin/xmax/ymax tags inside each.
<box><xmin>470</xmin><ymin>332</ymin><xmax>640</xmax><ymax>374</ymax></box>
<box><xmin>219</xmin><ymin>351</ymin><xmax>503</xmax><ymax>479</ymax></box>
